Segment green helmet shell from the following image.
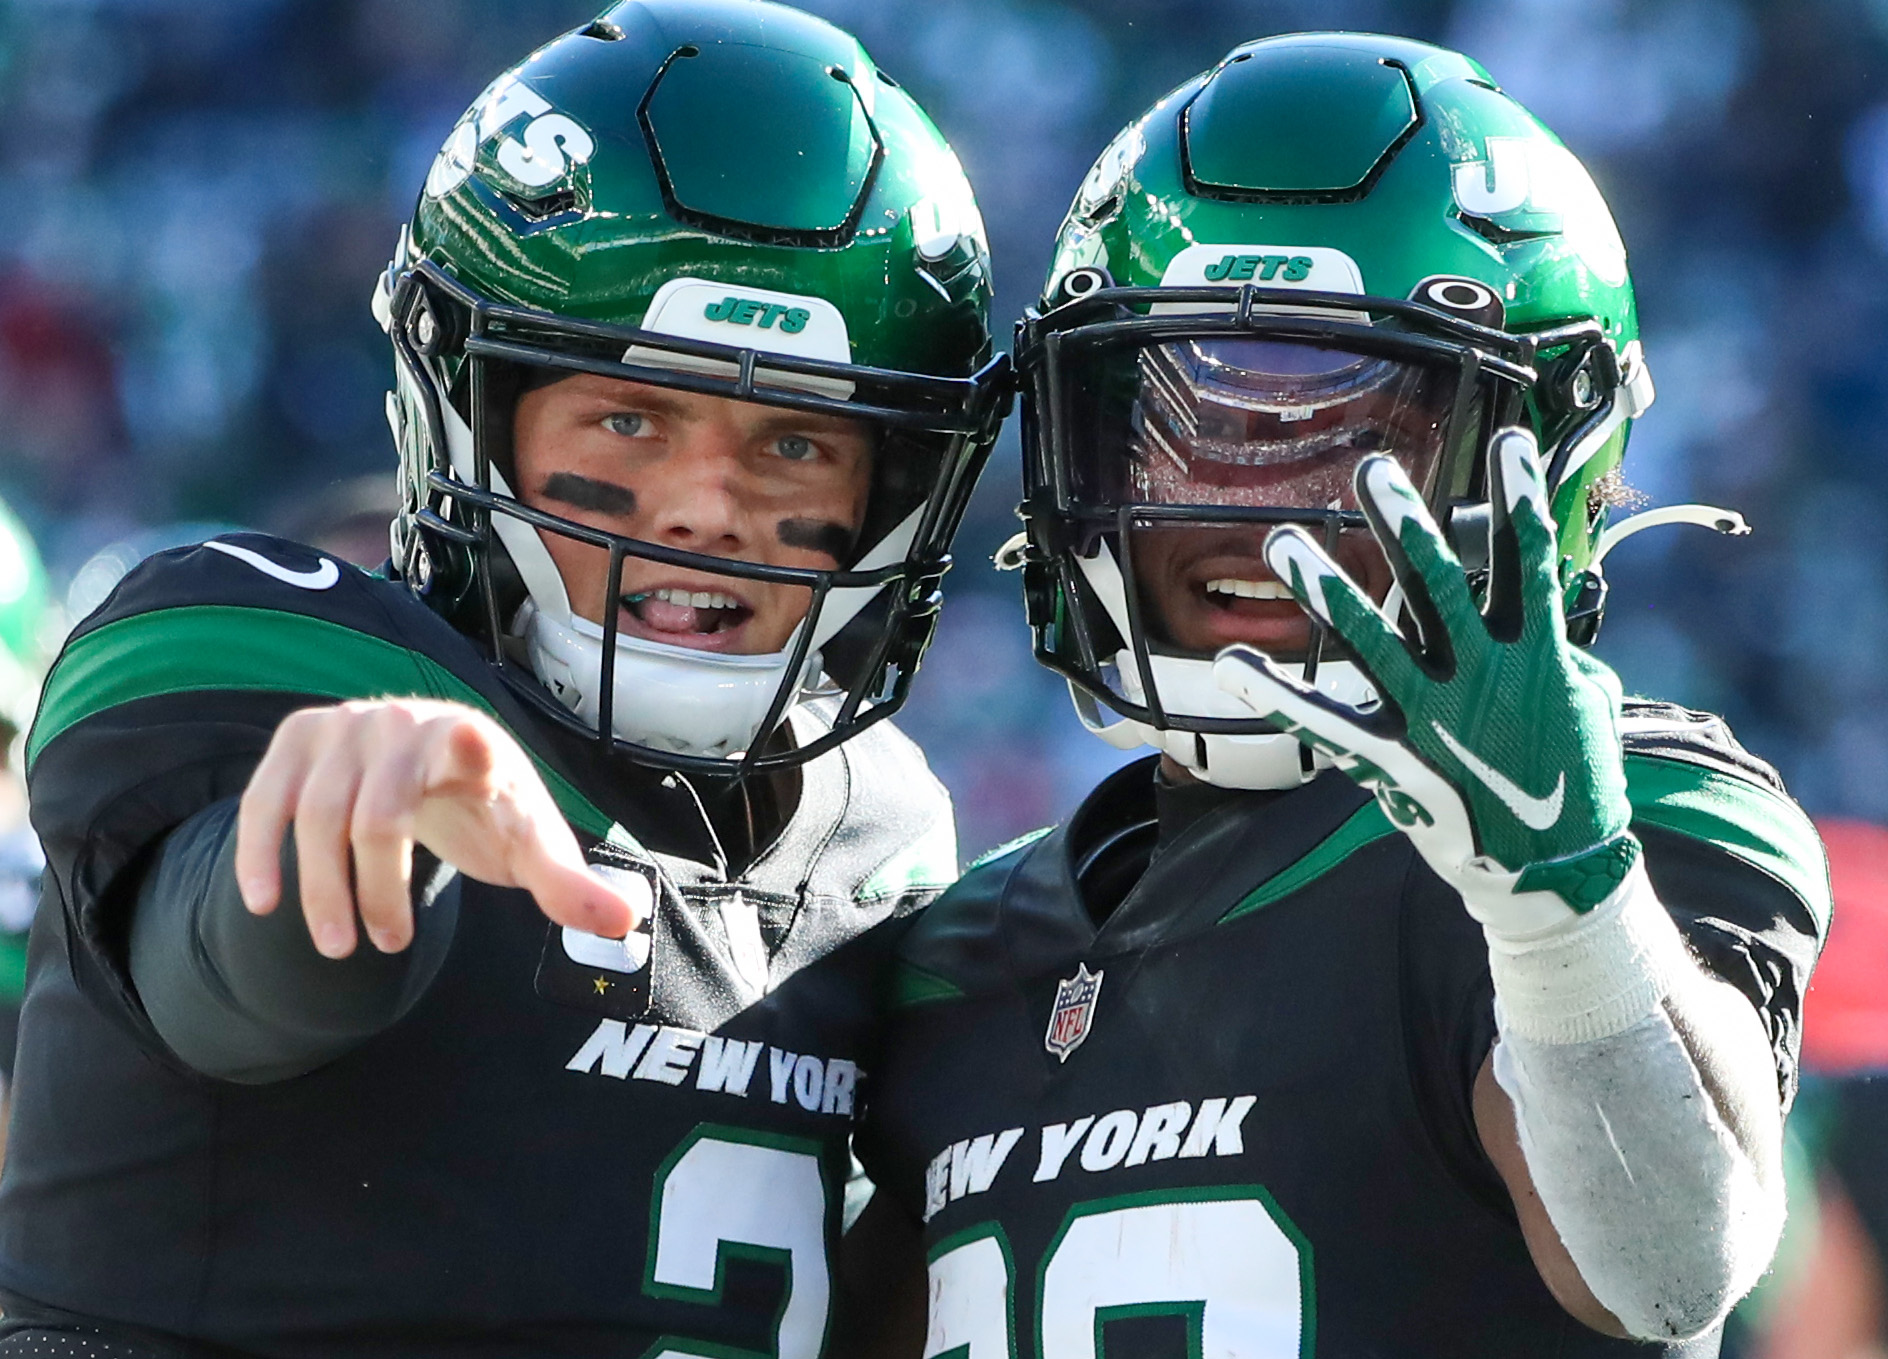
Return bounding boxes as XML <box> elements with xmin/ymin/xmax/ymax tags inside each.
<box><xmin>1042</xmin><ymin>32</ymin><xmax>1649</xmax><ymax>568</ymax></box>
<box><xmin>376</xmin><ymin>0</ymin><xmax>1007</xmax><ymax>774</ymax></box>
<box><xmin>409</xmin><ymin>0</ymin><xmax>991</xmax><ymax>383</ymax></box>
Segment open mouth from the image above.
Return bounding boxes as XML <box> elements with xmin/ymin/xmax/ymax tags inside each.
<box><xmin>1203</xmin><ymin>576</ymin><xmax>1296</xmax><ymax>608</ymax></box>
<box><xmin>1136</xmin><ymin>554</ymin><xmax>1309</xmax><ymax>656</ymax></box>
<box><xmin>621</xmin><ymin>585</ymin><xmax>756</xmax><ymax>644</ymax></box>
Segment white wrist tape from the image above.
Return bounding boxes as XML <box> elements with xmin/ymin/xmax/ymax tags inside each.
<box><xmin>1483</xmin><ymin>859</ymin><xmax>1693</xmax><ymax>1045</ymax></box>
<box><xmin>1488</xmin><ymin>867</ymin><xmax>1785</xmax><ymax>1340</ymax></box>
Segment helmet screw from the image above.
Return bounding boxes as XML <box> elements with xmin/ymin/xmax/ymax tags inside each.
<box><xmin>414</xmin><ymin>308</ymin><xmax>439</xmax><ymax>352</ymax></box>
<box><xmin>413</xmin><ymin>545</ymin><xmax>435</xmax><ymax>592</ymax></box>
<box><xmin>1570</xmin><ymin>358</ymin><xmax>1599</xmax><ymax>410</ymax></box>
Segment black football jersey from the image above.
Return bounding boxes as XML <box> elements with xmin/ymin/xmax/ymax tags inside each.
<box><xmin>0</xmin><ymin>535</ymin><xmax>956</xmax><ymax>1359</ymax></box>
<box><xmin>859</xmin><ymin>707</ymin><xmax>1828</xmax><ymax>1359</ymax></box>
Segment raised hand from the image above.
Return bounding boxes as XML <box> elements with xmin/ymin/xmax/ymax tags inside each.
<box><xmin>234</xmin><ymin>698</ymin><xmax>637</xmax><ymax>957</ymax></box>
<box><xmin>1214</xmin><ymin>429</ymin><xmax>1637</xmax><ymax>939</ymax></box>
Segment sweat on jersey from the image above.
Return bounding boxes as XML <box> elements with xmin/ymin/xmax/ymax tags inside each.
<box><xmin>859</xmin><ymin>710</ymin><xmax>1828</xmax><ymax>1359</ymax></box>
<box><xmin>0</xmin><ymin>534</ymin><xmax>956</xmax><ymax>1359</ymax></box>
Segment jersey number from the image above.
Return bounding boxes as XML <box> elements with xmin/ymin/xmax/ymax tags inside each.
<box><xmin>926</xmin><ymin>1187</ymin><xmax>1313</xmax><ymax>1359</ymax></box>
<box><xmin>645</xmin><ymin>1125</ymin><xmax>834</xmax><ymax>1359</ymax></box>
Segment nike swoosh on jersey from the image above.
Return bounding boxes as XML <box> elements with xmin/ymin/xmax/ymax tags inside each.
<box><xmin>1431</xmin><ymin>722</ymin><xmax>1565</xmax><ymax>830</ymax></box>
<box><xmin>205</xmin><ymin>539</ymin><xmax>341</xmax><ymax>591</ymax></box>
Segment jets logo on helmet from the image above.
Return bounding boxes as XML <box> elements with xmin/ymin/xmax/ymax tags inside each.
<box><xmin>424</xmin><ymin>74</ymin><xmax>598</xmax><ymax>201</ymax></box>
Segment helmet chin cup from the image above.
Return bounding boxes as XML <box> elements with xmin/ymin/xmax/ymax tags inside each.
<box><xmin>1102</xmin><ymin>648</ymin><xmax>1373</xmax><ymax>790</ymax></box>
<box><xmin>1066</xmin><ymin>542</ymin><xmax>1376</xmax><ymax>790</ymax></box>
<box><xmin>518</xmin><ymin>598</ymin><xmax>820</xmax><ymax>760</ymax></box>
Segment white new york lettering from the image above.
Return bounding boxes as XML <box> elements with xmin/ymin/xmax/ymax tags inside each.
<box><xmin>768</xmin><ymin>1048</ymin><xmax>798</xmax><ymax>1103</ymax></box>
<box><xmin>1179</xmin><ymin>1095</ymin><xmax>1258</xmax><ymax>1157</ymax></box>
<box><xmin>696</xmin><ymin>1037</ymin><xmax>762</xmax><ymax>1096</ymax></box>
<box><xmin>1125</xmin><ymin>1101</ymin><xmax>1192</xmax><ymax>1166</ymax></box>
<box><xmin>948</xmin><ymin>1129</ymin><xmax>1024</xmax><ymax>1202</ymax></box>
<box><xmin>1033</xmin><ymin>1116</ymin><xmax>1095</xmax><ymax>1182</ymax></box>
<box><xmin>819</xmin><ymin>1059</ymin><xmax>857</xmax><ymax>1116</ymax></box>
<box><xmin>792</xmin><ymin>1055</ymin><xmax>825</xmax><ymax>1111</ymax></box>
<box><xmin>565</xmin><ymin>1019</ymin><xmax>655</xmax><ymax>1079</ymax></box>
<box><xmin>924</xmin><ymin>1150</ymin><xmax>950</xmax><ymax>1222</ymax></box>
<box><xmin>633</xmin><ymin>1026</ymin><xmax>702</xmax><ymax>1085</ymax></box>
<box><xmin>1079</xmin><ymin>1110</ymin><xmax>1139</xmax><ymax>1172</ymax></box>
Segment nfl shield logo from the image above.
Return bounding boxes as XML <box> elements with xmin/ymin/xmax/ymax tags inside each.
<box><xmin>1045</xmin><ymin>963</ymin><xmax>1105</xmax><ymax>1062</ymax></box>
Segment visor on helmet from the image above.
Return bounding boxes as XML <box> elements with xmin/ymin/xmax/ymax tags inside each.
<box><xmin>1062</xmin><ymin>335</ymin><xmax>1460</xmax><ymax>514</ymax></box>
<box><xmin>1023</xmin><ymin>305</ymin><xmax>1534</xmax><ymax>744</ymax></box>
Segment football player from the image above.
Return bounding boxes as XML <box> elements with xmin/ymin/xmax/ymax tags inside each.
<box><xmin>852</xmin><ymin>34</ymin><xmax>1826</xmax><ymax>1358</ymax></box>
<box><xmin>0</xmin><ymin>4</ymin><xmax>1003</xmax><ymax>1357</ymax></box>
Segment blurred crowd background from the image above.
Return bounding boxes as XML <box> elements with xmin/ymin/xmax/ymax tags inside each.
<box><xmin>0</xmin><ymin>0</ymin><xmax>1885</xmax><ymax>1352</ymax></box>
<box><xmin>1</xmin><ymin>0</ymin><xmax>1886</xmax><ymax>860</ymax></box>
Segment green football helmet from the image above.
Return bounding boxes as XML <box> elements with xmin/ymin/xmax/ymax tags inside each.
<box><xmin>374</xmin><ymin>0</ymin><xmax>1007</xmax><ymax>773</ymax></box>
<box><xmin>1012</xmin><ymin>32</ymin><xmax>1716</xmax><ymax>790</ymax></box>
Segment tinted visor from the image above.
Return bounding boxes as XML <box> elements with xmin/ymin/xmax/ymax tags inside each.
<box><xmin>1063</xmin><ymin>336</ymin><xmax>1462</xmax><ymax>512</ymax></box>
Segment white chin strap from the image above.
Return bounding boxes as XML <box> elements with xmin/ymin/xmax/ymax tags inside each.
<box><xmin>1069</xmin><ymin>544</ymin><xmax>1377</xmax><ymax>790</ymax></box>
<box><xmin>424</xmin><ymin>373</ymin><xmax>912</xmax><ymax>760</ymax></box>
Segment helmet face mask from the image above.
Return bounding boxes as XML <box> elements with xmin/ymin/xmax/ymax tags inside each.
<box><xmin>1024</xmin><ymin>284</ymin><xmax>1556</xmax><ymax>725</ymax></box>
<box><xmin>377</xmin><ymin>2</ymin><xmax>1007</xmax><ymax>774</ymax></box>
<box><xmin>1016</xmin><ymin>33</ymin><xmax>1652</xmax><ymax>789</ymax></box>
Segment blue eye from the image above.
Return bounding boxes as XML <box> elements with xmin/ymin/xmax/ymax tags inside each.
<box><xmin>776</xmin><ymin>434</ymin><xmax>817</xmax><ymax>462</ymax></box>
<box><xmin>605</xmin><ymin>412</ymin><xmax>650</xmax><ymax>437</ymax></box>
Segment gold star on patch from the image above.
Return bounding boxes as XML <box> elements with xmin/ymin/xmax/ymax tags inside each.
<box><xmin>592</xmin><ymin>975</ymin><xmax>612</xmax><ymax>995</ymax></box>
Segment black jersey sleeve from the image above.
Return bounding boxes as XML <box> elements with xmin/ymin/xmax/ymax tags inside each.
<box><xmin>23</xmin><ymin>533</ymin><xmax>587</xmax><ymax>1058</ymax></box>
<box><xmin>126</xmin><ymin>796</ymin><xmax>459</xmax><ymax>1083</ymax></box>
<box><xmin>1621</xmin><ymin>701</ymin><xmax>1830</xmax><ymax>1105</ymax></box>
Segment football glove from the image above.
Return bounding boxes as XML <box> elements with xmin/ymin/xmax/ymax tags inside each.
<box><xmin>1214</xmin><ymin>429</ymin><xmax>1637</xmax><ymax>941</ymax></box>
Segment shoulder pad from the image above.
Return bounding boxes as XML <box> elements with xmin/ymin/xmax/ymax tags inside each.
<box><xmin>886</xmin><ymin>824</ymin><xmax>1049</xmax><ymax>1011</ymax></box>
<box><xmin>794</xmin><ymin>708</ymin><xmax>958</xmax><ymax>905</ymax></box>
<box><xmin>1622</xmin><ymin>701</ymin><xmax>1829</xmax><ymax>933</ymax></box>
<box><xmin>30</xmin><ymin>535</ymin><xmax>619</xmax><ymax>842</ymax></box>
<box><xmin>1620</xmin><ymin>699</ymin><xmax>1787</xmax><ymax>796</ymax></box>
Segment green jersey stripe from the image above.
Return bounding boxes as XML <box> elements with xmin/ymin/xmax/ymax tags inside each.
<box><xmin>1623</xmin><ymin>753</ymin><xmax>1831</xmax><ymax>932</ymax></box>
<box><xmin>889</xmin><ymin>959</ymin><xmax>967</xmax><ymax>1009</ymax></box>
<box><xmin>1217</xmin><ymin>758</ymin><xmax>1828</xmax><ymax>932</ymax></box>
<box><xmin>28</xmin><ymin>604</ymin><xmax>616</xmax><ymax>840</ymax></box>
<box><xmin>1220</xmin><ymin>802</ymin><xmax>1399</xmax><ymax>925</ymax></box>
<box><xmin>965</xmin><ymin>826</ymin><xmax>1054</xmax><ymax>874</ymax></box>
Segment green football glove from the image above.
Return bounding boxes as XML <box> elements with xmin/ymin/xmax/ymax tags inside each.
<box><xmin>1214</xmin><ymin>429</ymin><xmax>1638</xmax><ymax>940</ymax></box>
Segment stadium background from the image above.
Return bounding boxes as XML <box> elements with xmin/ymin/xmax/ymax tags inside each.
<box><xmin>0</xmin><ymin>0</ymin><xmax>1881</xmax><ymax>861</ymax></box>
<box><xmin>1</xmin><ymin>3</ymin><xmax>1887</xmax><ymax>1353</ymax></box>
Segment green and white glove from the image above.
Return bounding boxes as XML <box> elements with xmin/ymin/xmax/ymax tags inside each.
<box><xmin>1214</xmin><ymin>429</ymin><xmax>1638</xmax><ymax>943</ymax></box>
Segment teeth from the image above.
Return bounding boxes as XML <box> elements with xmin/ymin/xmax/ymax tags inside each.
<box><xmin>647</xmin><ymin>587</ymin><xmax>741</xmax><ymax>610</ymax></box>
<box><xmin>1206</xmin><ymin>578</ymin><xmax>1294</xmax><ymax>600</ymax></box>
